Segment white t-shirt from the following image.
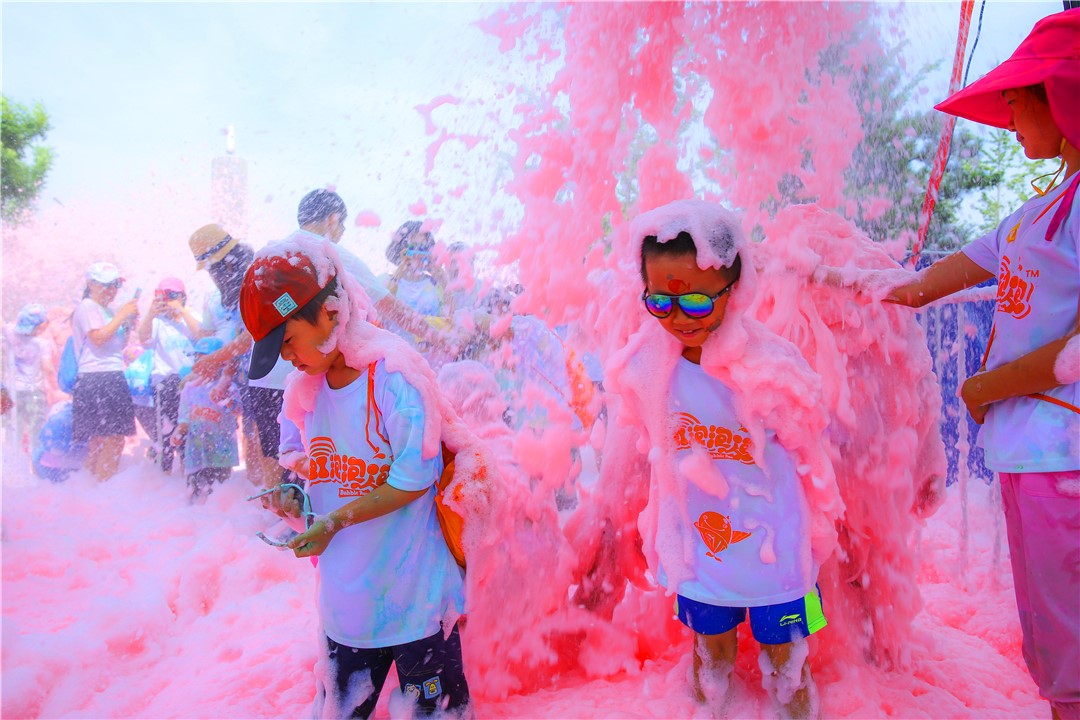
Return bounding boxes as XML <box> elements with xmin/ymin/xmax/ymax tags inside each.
<box><xmin>201</xmin><ymin>289</ymin><xmax>241</xmax><ymax>345</ymax></box>
<box><xmin>395</xmin><ymin>276</ymin><xmax>442</xmax><ymax>316</ymax></box>
<box><xmin>150</xmin><ymin>316</ymin><xmax>196</xmax><ymax>379</ymax></box>
<box><xmin>72</xmin><ymin>298</ymin><xmax>126</xmax><ymax>373</ymax></box>
<box><xmin>291</xmin><ymin>229</ymin><xmax>390</xmax><ymax>304</ymax></box>
<box><xmin>301</xmin><ymin>361</ymin><xmax>463</xmax><ymax>648</ymax></box>
<box><xmin>962</xmin><ymin>178</ymin><xmax>1079</xmax><ymax>473</ymax></box>
<box><xmin>337</xmin><ymin>242</ymin><xmax>390</xmax><ymax>305</ymax></box>
<box><xmin>660</xmin><ymin>358</ymin><xmax>815</xmax><ymax>607</ymax></box>
<box><xmin>200</xmin><ymin>287</ymin><xmax>293</xmax><ymax>391</ymax></box>
<box><xmin>2</xmin><ymin>326</ymin><xmax>50</xmax><ymax>393</ymax></box>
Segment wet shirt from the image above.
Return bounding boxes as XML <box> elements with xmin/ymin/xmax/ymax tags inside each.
<box><xmin>72</xmin><ymin>298</ymin><xmax>126</xmax><ymax>373</ymax></box>
<box><xmin>301</xmin><ymin>361</ymin><xmax>463</xmax><ymax>649</ymax></box>
<box><xmin>660</xmin><ymin>358</ymin><xmax>815</xmax><ymax>608</ymax></box>
<box><xmin>962</xmin><ymin>178</ymin><xmax>1079</xmax><ymax>472</ymax></box>
<box><xmin>394</xmin><ymin>276</ymin><xmax>442</xmax><ymax>317</ymax></box>
<box><xmin>178</xmin><ymin>380</ymin><xmax>240</xmax><ymax>474</ymax></box>
<box><xmin>2</xmin><ymin>326</ymin><xmax>50</xmax><ymax>392</ymax></box>
<box><xmin>149</xmin><ymin>316</ymin><xmax>196</xmax><ymax>379</ymax></box>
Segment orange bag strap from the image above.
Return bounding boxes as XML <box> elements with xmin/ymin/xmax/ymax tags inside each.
<box><xmin>980</xmin><ymin>326</ymin><xmax>1080</xmax><ymax>416</ymax></box>
<box><xmin>365</xmin><ymin>362</ymin><xmax>392</xmax><ymax>459</ymax></box>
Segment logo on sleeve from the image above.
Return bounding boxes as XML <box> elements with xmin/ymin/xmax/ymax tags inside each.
<box><xmin>997</xmin><ymin>254</ymin><xmax>1036</xmax><ymax>320</ymax></box>
<box><xmin>694</xmin><ymin>511</ymin><xmax>751</xmax><ymax>562</ymax></box>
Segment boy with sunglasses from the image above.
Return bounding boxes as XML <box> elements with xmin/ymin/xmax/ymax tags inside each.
<box><xmin>609</xmin><ymin>199</ymin><xmax>840</xmax><ymax>718</ymax></box>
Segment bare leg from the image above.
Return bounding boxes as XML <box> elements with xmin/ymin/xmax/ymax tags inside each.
<box><xmin>87</xmin><ymin>435</ymin><xmax>124</xmax><ymax>481</ymax></box>
<box><xmin>692</xmin><ymin>629</ymin><xmax>738</xmax><ymax>706</ymax></box>
<box><xmin>760</xmin><ymin>639</ymin><xmax>817</xmax><ymax>719</ymax></box>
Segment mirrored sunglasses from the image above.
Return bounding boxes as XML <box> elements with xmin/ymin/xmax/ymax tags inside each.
<box><xmin>642</xmin><ymin>281</ymin><xmax>736</xmax><ymax>319</ymax></box>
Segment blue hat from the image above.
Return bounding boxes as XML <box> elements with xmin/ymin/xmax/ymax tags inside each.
<box><xmin>15</xmin><ymin>304</ymin><xmax>48</xmax><ymax>335</ymax></box>
<box><xmin>193</xmin><ymin>337</ymin><xmax>225</xmax><ymax>356</ymax></box>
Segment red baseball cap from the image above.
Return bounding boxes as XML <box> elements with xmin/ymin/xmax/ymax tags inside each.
<box><xmin>935</xmin><ymin>9</ymin><xmax>1080</xmax><ymax>150</ymax></box>
<box><xmin>240</xmin><ymin>250</ymin><xmax>335</xmax><ymax>380</ymax></box>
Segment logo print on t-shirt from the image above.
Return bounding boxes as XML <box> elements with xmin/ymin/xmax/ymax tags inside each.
<box><xmin>997</xmin><ymin>254</ymin><xmax>1035</xmax><ymax>320</ymax></box>
<box><xmin>694</xmin><ymin>511</ymin><xmax>751</xmax><ymax>561</ymax></box>
<box><xmin>307</xmin><ymin>436</ymin><xmax>391</xmax><ymax>498</ymax></box>
<box><xmin>672</xmin><ymin>412</ymin><xmax>755</xmax><ymax>464</ymax></box>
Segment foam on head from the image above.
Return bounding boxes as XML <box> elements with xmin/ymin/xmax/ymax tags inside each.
<box><xmin>630</xmin><ymin>198</ymin><xmax>744</xmax><ymax>273</ymax></box>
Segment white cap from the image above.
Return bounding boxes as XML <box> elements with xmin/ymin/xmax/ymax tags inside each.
<box><xmin>86</xmin><ymin>261</ymin><xmax>122</xmax><ymax>285</ymax></box>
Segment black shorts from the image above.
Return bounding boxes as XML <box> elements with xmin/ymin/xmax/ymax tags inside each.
<box><xmin>319</xmin><ymin>624</ymin><xmax>470</xmax><ymax>719</ymax></box>
<box><xmin>241</xmin><ymin>385</ymin><xmax>283</xmax><ymax>458</ymax></box>
<box><xmin>72</xmin><ymin>371</ymin><xmax>136</xmax><ymax>442</ymax></box>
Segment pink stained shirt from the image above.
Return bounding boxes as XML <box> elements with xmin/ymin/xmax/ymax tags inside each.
<box><xmin>656</xmin><ymin>358</ymin><xmax>816</xmax><ymax>608</ymax></box>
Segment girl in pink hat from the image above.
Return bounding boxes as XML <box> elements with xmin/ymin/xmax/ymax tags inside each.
<box><xmin>137</xmin><ymin>277</ymin><xmax>201</xmax><ymax>473</ymax></box>
<box><xmin>864</xmin><ymin>10</ymin><xmax>1079</xmax><ymax>720</ymax></box>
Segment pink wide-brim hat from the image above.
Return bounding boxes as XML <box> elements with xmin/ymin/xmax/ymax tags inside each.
<box><xmin>935</xmin><ymin>8</ymin><xmax>1079</xmax><ymax>150</ymax></box>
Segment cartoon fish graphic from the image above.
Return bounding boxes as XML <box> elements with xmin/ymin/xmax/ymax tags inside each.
<box><xmin>694</xmin><ymin>511</ymin><xmax>751</xmax><ymax>561</ymax></box>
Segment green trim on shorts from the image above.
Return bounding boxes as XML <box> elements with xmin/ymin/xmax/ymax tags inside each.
<box><xmin>805</xmin><ymin>585</ymin><xmax>827</xmax><ymax>634</ymax></box>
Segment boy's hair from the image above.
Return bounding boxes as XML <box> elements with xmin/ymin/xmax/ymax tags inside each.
<box><xmin>290</xmin><ymin>276</ymin><xmax>340</xmax><ymax>325</ymax></box>
<box><xmin>640</xmin><ymin>231</ymin><xmax>742</xmax><ymax>284</ymax></box>
<box><xmin>297</xmin><ymin>189</ymin><xmax>347</xmax><ymax>226</ymax></box>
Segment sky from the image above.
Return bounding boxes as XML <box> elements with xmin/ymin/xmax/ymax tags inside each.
<box><xmin>2</xmin><ymin>2</ymin><xmax>510</xmax><ymax>275</ymax></box>
<box><xmin>0</xmin><ymin>0</ymin><xmax>1067</xmax><ymax>294</ymax></box>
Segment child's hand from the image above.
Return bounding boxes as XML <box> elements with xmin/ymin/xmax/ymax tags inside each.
<box><xmin>209</xmin><ymin>384</ymin><xmax>229</xmax><ymax>404</ymax></box>
<box><xmin>260</xmin><ymin>485</ymin><xmax>303</xmax><ymax>520</ymax></box>
<box><xmin>279</xmin><ymin>450</ymin><xmax>310</xmax><ymax>481</ymax></box>
<box><xmin>913</xmin><ymin>473</ymin><xmax>945</xmax><ymax>519</ymax></box>
<box><xmin>288</xmin><ymin>518</ymin><xmax>336</xmax><ymax>558</ymax></box>
<box><xmin>171</xmin><ymin>424</ymin><xmax>188</xmax><ymax>446</ymax></box>
<box><xmin>116</xmin><ymin>299</ymin><xmax>141</xmax><ymax>323</ymax></box>
<box><xmin>960</xmin><ymin>374</ymin><xmax>990</xmax><ymax>424</ymax></box>
<box><xmin>813</xmin><ymin>265</ymin><xmax>917</xmax><ymax>304</ymax></box>
<box><xmin>192</xmin><ymin>352</ymin><xmax>229</xmax><ymax>383</ymax></box>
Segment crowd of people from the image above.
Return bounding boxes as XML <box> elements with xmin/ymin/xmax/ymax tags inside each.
<box><xmin>1</xmin><ymin>10</ymin><xmax>1077</xmax><ymax>720</ymax></box>
<box><xmin>0</xmin><ymin>188</ymin><xmax>598</xmax><ymax>508</ymax></box>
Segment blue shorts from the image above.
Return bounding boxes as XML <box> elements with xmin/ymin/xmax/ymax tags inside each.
<box><xmin>675</xmin><ymin>585</ymin><xmax>828</xmax><ymax>645</ymax></box>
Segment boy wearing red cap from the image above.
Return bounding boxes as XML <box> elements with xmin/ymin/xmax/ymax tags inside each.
<box><xmin>239</xmin><ymin>233</ymin><xmax>469</xmax><ymax>719</ymax></box>
<box><xmin>858</xmin><ymin>10</ymin><xmax>1079</xmax><ymax>719</ymax></box>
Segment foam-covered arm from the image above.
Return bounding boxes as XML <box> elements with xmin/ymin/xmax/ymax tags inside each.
<box><xmin>886</xmin><ymin>251</ymin><xmax>993</xmax><ymax>308</ymax></box>
<box><xmin>288</xmin><ymin>484</ymin><xmax>427</xmax><ymax>557</ymax></box>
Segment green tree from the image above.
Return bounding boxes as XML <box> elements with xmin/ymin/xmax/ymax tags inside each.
<box><xmin>842</xmin><ymin>49</ymin><xmax>1001</xmax><ymax>254</ymax></box>
<box><xmin>971</xmin><ymin>127</ymin><xmax>1059</xmax><ymax>233</ymax></box>
<box><xmin>2</xmin><ymin>96</ymin><xmax>54</xmax><ymax>221</ymax></box>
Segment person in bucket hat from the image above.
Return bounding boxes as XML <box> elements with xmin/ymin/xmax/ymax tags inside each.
<box><xmin>188</xmin><ymin>224</ymin><xmax>239</xmax><ymax>271</ymax></box>
<box><xmin>136</xmin><ymin>276</ymin><xmax>199</xmax><ymax>473</ymax></box>
<box><xmin>185</xmin><ymin>222</ymin><xmax>286</xmax><ymax>488</ymax></box>
<box><xmin>853</xmin><ymin>9</ymin><xmax>1079</xmax><ymax>719</ymax></box>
